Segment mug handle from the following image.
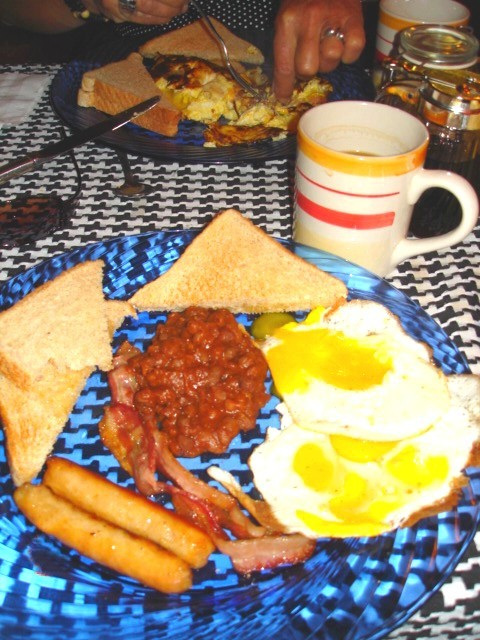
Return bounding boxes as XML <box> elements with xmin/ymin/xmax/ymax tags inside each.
<box><xmin>391</xmin><ymin>169</ymin><xmax>479</xmax><ymax>268</ymax></box>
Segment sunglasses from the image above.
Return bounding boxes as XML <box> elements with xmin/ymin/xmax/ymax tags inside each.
<box><xmin>0</xmin><ymin>127</ymin><xmax>82</xmax><ymax>248</ymax></box>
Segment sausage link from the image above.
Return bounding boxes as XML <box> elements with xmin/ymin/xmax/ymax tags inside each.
<box><xmin>43</xmin><ymin>456</ymin><xmax>214</xmax><ymax>568</ymax></box>
<box><xmin>14</xmin><ymin>483</ymin><xmax>192</xmax><ymax>593</ymax></box>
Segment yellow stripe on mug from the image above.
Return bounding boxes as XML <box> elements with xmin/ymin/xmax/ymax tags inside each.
<box><xmin>297</xmin><ymin>128</ymin><xmax>427</xmax><ymax>177</ymax></box>
<box><xmin>379</xmin><ymin>8</ymin><xmax>414</xmax><ymax>33</ymax></box>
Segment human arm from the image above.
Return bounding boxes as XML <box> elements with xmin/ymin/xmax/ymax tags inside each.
<box><xmin>273</xmin><ymin>0</ymin><xmax>366</xmax><ymax>101</ymax></box>
<box><xmin>0</xmin><ymin>0</ymin><xmax>189</xmax><ymax>34</ymax></box>
<box><xmin>0</xmin><ymin>0</ymin><xmax>83</xmax><ymax>33</ymax></box>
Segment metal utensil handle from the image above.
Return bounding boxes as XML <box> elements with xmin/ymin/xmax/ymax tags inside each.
<box><xmin>189</xmin><ymin>0</ymin><xmax>265</xmax><ymax>101</ymax></box>
<box><xmin>0</xmin><ymin>96</ymin><xmax>161</xmax><ymax>187</ymax></box>
<box><xmin>0</xmin><ymin>157</ymin><xmax>38</xmax><ymax>187</ymax></box>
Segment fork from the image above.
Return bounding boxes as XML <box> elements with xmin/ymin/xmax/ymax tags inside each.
<box><xmin>189</xmin><ymin>0</ymin><xmax>266</xmax><ymax>101</ymax></box>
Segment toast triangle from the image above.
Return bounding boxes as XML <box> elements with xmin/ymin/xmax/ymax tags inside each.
<box><xmin>0</xmin><ymin>298</ymin><xmax>135</xmax><ymax>486</ymax></box>
<box><xmin>138</xmin><ymin>18</ymin><xmax>264</xmax><ymax>65</ymax></box>
<box><xmin>0</xmin><ymin>260</ymin><xmax>111</xmax><ymax>389</ymax></box>
<box><xmin>129</xmin><ymin>209</ymin><xmax>347</xmax><ymax>313</ymax></box>
<box><xmin>77</xmin><ymin>53</ymin><xmax>181</xmax><ymax>137</ymax></box>
<box><xmin>0</xmin><ymin>365</ymin><xmax>93</xmax><ymax>487</ymax></box>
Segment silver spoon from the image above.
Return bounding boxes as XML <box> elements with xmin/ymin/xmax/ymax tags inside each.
<box><xmin>113</xmin><ymin>150</ymin><xmax>155</xmax><ymax>198</ymax></box>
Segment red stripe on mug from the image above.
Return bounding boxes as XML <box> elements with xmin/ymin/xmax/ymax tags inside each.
<box><xmin>375</xmin><ymin>50</ymin><xmax>389</xmax><ymax>62</ymax></box>
<box><xmin>376</xmin><ymin>33</ymin><xmax>393</xmax><ymax>46</ymax></box>
<box><xmin>298</xmin><ymin>167</ymin><xmax>400</xmax><ymax>198</ymax></box>
<box><xmin>297</xmin><ymin>192</ymin><xmax>395</xmax><ymax>229</ymax></box>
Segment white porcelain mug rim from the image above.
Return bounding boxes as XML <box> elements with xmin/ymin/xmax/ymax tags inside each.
<box><xmin>298</xmin><ymin>101</ymin><xmax>429</xmax><ymax>159</ymax></box>
<box><xmin>379</xmin><ymin>0</ymin><xmax>470</xmax><ymax>23</ymax></box>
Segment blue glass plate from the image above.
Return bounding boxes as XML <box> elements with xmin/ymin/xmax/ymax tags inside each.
<box><xmin>49</xmin><ymin>39</ymin><xmax>374</xmax><ymax>163</ymax></box>
<box><xmin>0</xmin><ymin>230</ymin><xmax>478</xmax><ymax>640</ymax></box>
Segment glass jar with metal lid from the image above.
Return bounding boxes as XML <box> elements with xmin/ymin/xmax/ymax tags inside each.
<box><xmin>373</xmin><ymin>23</ymin><xmax>479</xmax><ymax>91</ymax></box>
<box><xmin>399</xmin><ymin>23</ymin><xmax>479</xmax><ymax>69</ymax></box>
<box><xmin>376</xmin><ymin>24</ymin><xmax>480</xmax><ymax>238</ymax></box>
<box><xmin>377</xmin><ymin>24</ymin><xmax>479</xmax><ymax>89</ymax></box>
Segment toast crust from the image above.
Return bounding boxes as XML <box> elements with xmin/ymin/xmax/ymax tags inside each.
<box><xmin>0</xmin><ymin>365</ymin><xmax>93</xmax><ymax>487</ymax></box>
<box><xmin>129</xmin><ymin>209</ymin><xmax>347</xmax><ymax>313</ymax></box>
<box><xmin>138</xmin><ymin>18</ymin><xmax>264</xmax><ymax>65</ymax></box>
<box><xmin>77</xmin><ymin>53</ymin><xmax>181</xmax><ymax>137</ymax></box>
<box><xmin>0</xmin><ymin>273</ymin><xmax>135</xmax><ymax>486</ymax></box>
<box><xmin>0</xmin><ymin>261</ymin><xmax>113</xmax><ymax>389</ymax></box>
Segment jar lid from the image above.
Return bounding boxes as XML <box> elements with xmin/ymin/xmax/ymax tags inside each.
<box><xmin>399</xmin><ymin>24</ymin><xmax>479</xmax><ymax>69</ymax></box>
<box><xmin>419</xmin><ymin>81</ymin><xmax>480</xmax><ymax>129</ymax></box>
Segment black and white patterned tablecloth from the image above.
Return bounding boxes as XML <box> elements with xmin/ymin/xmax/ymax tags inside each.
<box><xmin>0</xmin><ymin>65</ymin><xmax>479</xmax><ymax>640</ymax></box>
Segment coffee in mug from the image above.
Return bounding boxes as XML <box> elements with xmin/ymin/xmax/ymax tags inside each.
<box><xmin>294</xmin><ymin>101</ymin><xmax>479</xmax><ymax>277</ymax></box>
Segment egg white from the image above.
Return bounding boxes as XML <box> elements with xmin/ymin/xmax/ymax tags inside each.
<box><xmin>261</xmin><ymin>300</ymin><xmax>450</xmax><ymax>441</ymax></box>
<box><xmin>248</xmin><ymin>375</ymin><xmax>480</xmax><ymax>539</ymax></box>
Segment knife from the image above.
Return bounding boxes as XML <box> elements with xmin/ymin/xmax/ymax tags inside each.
<box><xmin>0</xmin><ymin>96</ymin><xmax>160</xmax><ymax>186</ymax></box>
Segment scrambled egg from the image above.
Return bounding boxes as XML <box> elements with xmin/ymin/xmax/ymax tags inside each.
<box><xmin>149</xmin><ymin>55</ymin><xmax>332</xmax><ymax>146</ymax></box>
<box><xmin>151</xmin><ymin>56</ymin><xmax>253</xmax><ymax>123</ymax></box>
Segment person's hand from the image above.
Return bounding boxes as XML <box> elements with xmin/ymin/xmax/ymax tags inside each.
<box><xmin>83</xmin><ymin>0</ymin><xmax>189</xmax><ymax>24</ymax></box>
<box><xmin>273</xmin><ymin>0</ymin><xmax>365</xmax><ymax>101</ymax></box>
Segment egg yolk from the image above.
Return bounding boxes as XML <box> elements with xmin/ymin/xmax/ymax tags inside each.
<box><xmin>293</xmin><ymin>442</ymin><xmax>335</xmax><ymax>491</ymax></box>
<box><xmin>288</xmin><ymin>436</ymin><xmax>452</xmax><ymax>538</ymax></box>
<box><xmin>386</xmin><ymin>445</ymin><xmax>449</xmax><ymax>488</ymax></box>
<box><xmin>330</xmin><ymin>434</ymin><xmax>398</xmax><ymax>462</ymax></box>
<box><xmin>266</xmin><ymin>325</ymin><xmax>392</xmax><ymax>395</ymax></box>
<box><xmin>295</xmin><ymin>469</ymin><xmax>408</xmax><ymax>536</ymax></box>
<box><xmin>367</xmin><ymin>498</ymin><xmax>412</xmax><ymax>523</ymax></box>
<box><xmin>296</xmin><ymin>509</ymin><xmax>389</xmax><ymax>538</ymax></box>
<box><xmin>328</xmin><ymin>472</ymin><xmax>369</xmax><ymax>520</ymax></box>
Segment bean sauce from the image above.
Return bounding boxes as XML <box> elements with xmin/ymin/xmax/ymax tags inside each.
<box><xmin>129</xmin><ymin>307</ymin><xmax>269</xmax><ymax>457</ymax></box>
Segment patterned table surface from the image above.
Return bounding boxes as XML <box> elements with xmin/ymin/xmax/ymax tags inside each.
<box><xmin>0</xmin><ymin>65</ymin><xmax>479</xmax><ymax>640</ymax></box>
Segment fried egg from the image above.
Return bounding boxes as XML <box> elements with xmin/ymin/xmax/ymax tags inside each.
<box><xmin>261</xmin><ymin>300</ymin><xmax>450</xmax><ymax>441</ymax></box>
<box><xmin>249</xmin><ymin>374</ymin><xmax>480</xmax><ymax>538</ymax></box>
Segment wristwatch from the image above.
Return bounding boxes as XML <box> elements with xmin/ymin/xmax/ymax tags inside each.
<box><xmin>63</xmin><ymin>0</ymin><xmax>109</xmax><ymax>22</ymax></box>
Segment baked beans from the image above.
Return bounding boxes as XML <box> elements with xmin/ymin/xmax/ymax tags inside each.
<box><xmin>129</xmin><ymin>307</ymin><xmax>269</xmax><ymax>457</ymax></box>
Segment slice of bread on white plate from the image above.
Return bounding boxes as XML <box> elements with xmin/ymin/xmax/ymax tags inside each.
<box><xmin>78</xmin><ymin>52</ymin><xmax>181</xmax><ymax>137</ymax></box>
<box><xmin>129</xmin><ymin>209</ymin><xmax>347</xmax><ymax>313</ymax></box>
<box><xmin>138</xmin><ymin>17</ymin><xmax>264</xmax><ymax>65</ymax></box>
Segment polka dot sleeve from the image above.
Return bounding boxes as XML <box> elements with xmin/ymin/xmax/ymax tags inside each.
<box><xmin>116</xmin><ymin>0</ymin><xmax>280</xmax><ymax>37</ymax></box>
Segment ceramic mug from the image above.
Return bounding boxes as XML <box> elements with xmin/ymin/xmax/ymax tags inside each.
<box><xmin>294</xmin><ymin>101</ymin><xmax>479</xmax><ymax>277</ymax></box>
<box><xmin>375</xmin><ymin>0</ymin><xmax>470</xmax><ymax>61</ymax></box>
